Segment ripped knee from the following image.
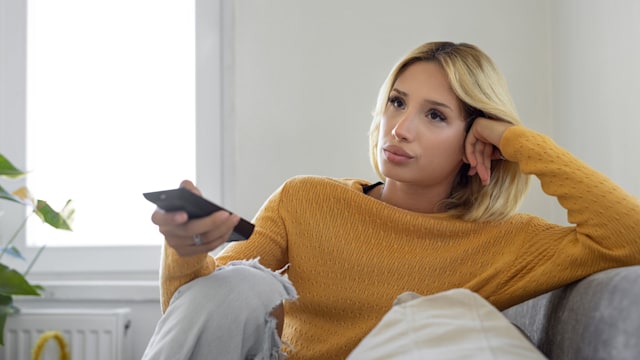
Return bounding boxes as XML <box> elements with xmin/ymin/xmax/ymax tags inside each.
<box><xmin>269</xmin><ymin>302</ymin><xmax>285</xmax><ymax>338</ymax></box>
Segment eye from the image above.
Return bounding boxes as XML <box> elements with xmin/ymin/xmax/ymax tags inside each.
<box><xmin>388</xmin><ymin>96</ymin><xmax>405</xmax><ymax>110</ymax></box>
<box><xmin>426</xmin><ymin>109</ymin><xmax>446</xmax><ymax>122</ymax></box>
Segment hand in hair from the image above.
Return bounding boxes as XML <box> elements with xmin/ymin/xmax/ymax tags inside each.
<box><xmin>463</xmin><ymin>118</ymin><xmax>513</xmax><ymax>186</ymax></box>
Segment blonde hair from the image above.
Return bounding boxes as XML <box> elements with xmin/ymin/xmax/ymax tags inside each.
<box><xmin>369</xmin><ymin>41</ymin><xmax>530</xmax><ymax>221</ymax></box>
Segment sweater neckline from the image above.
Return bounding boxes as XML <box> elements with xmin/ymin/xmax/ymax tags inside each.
<box><xmin>355</xmin><ymin>179</ymin><xmax>451</xmax><ymax>220</ymax></box>
<box><xmin>362</xmin><ymin>181</ymin><xmax>383</xmax><ymax>194</ymax></box>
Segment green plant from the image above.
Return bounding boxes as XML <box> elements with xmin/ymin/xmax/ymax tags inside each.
<box><xmin>0</xmin><ymin>153</ymin><xmax>74</xmax><ymax>345</ymax></box>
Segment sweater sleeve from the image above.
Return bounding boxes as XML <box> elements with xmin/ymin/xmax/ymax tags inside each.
<box><xmin>158</xmin><ymin>181</ymin><xmax>292</xmax><ymax>312</ymax></box>
<box><xmin>159</xmin><ymin>246</ymin><xmax>216</xmax><ymax>312</ymax></box>
<box><xmin>495</xmin><ymin>126</ymin><xmax>640</xmax><ymax>300</ymax></box>
<box><xmin>215</xmin><ymin>181</ymin><xmax>290</xmax><ymax>272</ymax></box>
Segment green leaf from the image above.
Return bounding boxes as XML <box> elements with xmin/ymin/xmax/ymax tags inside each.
<box><xmin>0</xmin><ymin>154</ymin><xmax>26</xmax><ymax>179</ymax></box>
<box><xmin>0</xmin><ymin>294</ymin><xmax>15</xmax><ymax>346</ymax></box>
<box><xmin>34</xmin><ymin>199</ymin><xmax>74</xmax><ymax>231</ymax></box>
<box><xmin>0</xmin><ymin>184</ymin><xmax>24</xmax><ymax>205</ymax></box>
<box><xmin>0</xmin><ymin>294</ymin><xmax>17</xmax><ymax>313</ymax></box>
<box><xmin>0</xmin><ymin>263</ymin><xmax>41</xmax><ymax>296</ymax></box>
<box><xmin>0</xmin><ymin>294</ymin><xmax>19</xmax><ymax>346</ymax></box>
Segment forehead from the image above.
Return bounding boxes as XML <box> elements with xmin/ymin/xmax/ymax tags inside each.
<box><xmin>393</xmin><ymin>61</ymin><xmax>462</xmax><ymax>111</ymax></box>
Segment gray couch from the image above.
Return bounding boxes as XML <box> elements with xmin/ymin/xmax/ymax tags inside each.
<box><xmin>503</xmin><ymin>265</ymin><xmax>640</xmax><ymax>359</ymax></box>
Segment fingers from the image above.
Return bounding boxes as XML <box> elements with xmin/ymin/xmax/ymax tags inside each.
<box><xmin>479</xmin><ymin>141</ymin><xmax>493</xmax><ymax>186</ymax></box>
<box><xmin>465</xmin><ymin>140</ymin><xmax>492</xmax><ymax>186</ymax></box>
<box><xmin>162</xmin><ymin>211</ymin><xmax>241</xmax><ymax>257</ymax></box>
<box><xmin>464</xmin><ymin>118</ymin><xmax>512</xmax><ymax>186</ymax></box>
<box><xmin>151</xmin><ymin>180</ymin><xmax>241</xmax><ymax>257</ymax></box>
<box><xmin>151</xmin><ymin>207</ymin><xmax>188</xmax><ymax>226</ymax></box>
<box><xmin>193</xmin><ymin>212</ymin><xmax>241</xmax><ymax>251</ymax></box>
<box><xmin>179</xmin><ymin>180</ymin><xmax>201</xmax><ymax>196</ymax></box>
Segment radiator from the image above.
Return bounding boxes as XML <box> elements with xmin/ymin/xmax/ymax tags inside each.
<box><xmin>1</xmin><ymin>308</ymin><xmax>132</xmax><ymax>360</ymax></box>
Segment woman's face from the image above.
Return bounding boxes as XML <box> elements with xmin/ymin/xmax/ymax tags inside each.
<box><xmin>378</xmin><ymin>61</ymin><xmax>467</xmax><ymax>189</ymax></box>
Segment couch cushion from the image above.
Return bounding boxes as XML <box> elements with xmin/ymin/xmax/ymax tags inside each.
<box><xmin>348</xmin><ymin>288</ymin><xmax>546</xmax><ymax>359</ymax></box>
<box><xmin>503</xmin><ymin>266</ymin><xmax>640</xmax><ymax>360</ymax></box>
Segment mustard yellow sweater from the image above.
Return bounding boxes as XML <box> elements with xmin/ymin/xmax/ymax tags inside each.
<box><xmin>160</xmin><ymin>126</ymin><xmax>640</xmax><ymax>360</ymax></box>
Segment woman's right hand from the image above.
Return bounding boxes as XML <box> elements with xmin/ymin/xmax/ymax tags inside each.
<box><xmin>150</xmin><ymin>180</ymin><xmax>241</xmax><ymax>257</ymax></box>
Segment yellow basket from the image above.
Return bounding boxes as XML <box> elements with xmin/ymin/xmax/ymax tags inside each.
<box><xmin>32</xmin><ymin>331</ymin><xmax>71</xmax><ymax>360</ymax></box>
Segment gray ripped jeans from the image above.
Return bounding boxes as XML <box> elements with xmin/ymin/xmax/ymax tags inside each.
<box><xmin>142</xmin><ymin>259</ymin><xmax>298</xmax><ymax>360</ymax></box>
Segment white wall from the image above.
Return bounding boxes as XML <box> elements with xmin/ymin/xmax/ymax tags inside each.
<box><xmin>228</xmin><ymin>0</ymin><xmax>557</xmax><ymax>221</ymax></box>
<box><xmin>7</xmin><ymin>1</ymin><xmax>640</xmax><ymax>359</ymax></box>
<box><xmin>549</xmin><ymin>0</ymin><xmax>640</xmax><ymax>222</ymax></box>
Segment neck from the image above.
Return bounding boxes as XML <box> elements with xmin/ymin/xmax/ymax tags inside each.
<box><xmin>375</xmin><ymin>180</ymin><xmax>451</xmax><ymax>214</ymax></box>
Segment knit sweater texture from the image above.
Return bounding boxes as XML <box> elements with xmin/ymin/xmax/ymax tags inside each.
<box><xmin>160</xmin><ymin>126</ymin><xmax>640</xmax><ymax>360</ymax></box>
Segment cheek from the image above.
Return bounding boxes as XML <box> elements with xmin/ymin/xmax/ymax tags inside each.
<box><xmin>449</xmin><ymin>130</ymin><xmax>467</xmax><ymax>155</ymax></box>
<box><xmin>378</xmin><ymin>116</ymin><xmax>397</xmax><ymax>144</ymax></box>
<box><xmin>424</xmin><ymin>129</ymin><xmax>466</xmax><ymax>160</ymax></box>
<box><xmin>452</xmin><ymin>131</ymin><xmax>467</xmax><ymax>154</ymax></box>
<box><xmin>379</xmin><ymin>115</ymin><xmax>392</xmax><ymax>133</ymax></box>
<box><xmin>452</xmin><ymin>134</ymin><xmax>468</xmax><ymax>162</ymax></box>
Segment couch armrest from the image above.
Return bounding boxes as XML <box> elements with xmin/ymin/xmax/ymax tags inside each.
<box><xmin>504</xmin><ymin>265</ymin><xmax>640</xmax><ymax>359</ymax></box>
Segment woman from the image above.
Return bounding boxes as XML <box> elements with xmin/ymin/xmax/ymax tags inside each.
<box><xmin>143</xmin><ymin>42</ymin><xmax>640</xmax><ymax>359</ymax></box>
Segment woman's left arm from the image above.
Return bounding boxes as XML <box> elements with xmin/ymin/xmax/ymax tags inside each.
<box><xmin>469</xmin><ymin>120</ymin><xmax>640</xmax><ymax>262</ymax></box>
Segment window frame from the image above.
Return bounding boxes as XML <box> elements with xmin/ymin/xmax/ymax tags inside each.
<box><xmin>0</xmin><ymin>0</ymin><xmax>231</xmax><ymax>278</ymax></box>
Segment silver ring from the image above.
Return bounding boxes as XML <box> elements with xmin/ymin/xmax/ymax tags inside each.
<box><xmin>193</xmin><ymin>234</ymin><xmax>202</xmax><ymax>246</ymax></box>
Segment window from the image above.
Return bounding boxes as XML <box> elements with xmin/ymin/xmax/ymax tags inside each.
<box><xmin>27</xmin><ymin>0</ymin><xmax>196</xmax><ymax>247</ymax></box>
<box><xmin>0</xmin><ymin>0</ymin><xmax>227</xmax><ymax>276</ymax></box>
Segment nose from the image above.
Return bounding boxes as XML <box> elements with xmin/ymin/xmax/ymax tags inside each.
<box><xmin>392</xmin><ymin>112</ymin><xmax>416</xmax><ymax>142</ymax></box>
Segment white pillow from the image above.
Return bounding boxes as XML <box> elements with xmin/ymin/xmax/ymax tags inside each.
<box><xmin>347</xmin><ymin>288</ymin><xmax>547</xmax><ymax>360</ymax></box>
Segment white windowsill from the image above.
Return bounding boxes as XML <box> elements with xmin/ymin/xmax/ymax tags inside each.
<box><xmin>15</xmin><ymin>280</ymin><xmax>160</xmax><ymax>302</ymax></box>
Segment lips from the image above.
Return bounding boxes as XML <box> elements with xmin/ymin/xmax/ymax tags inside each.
<box><xmin>383</xmin><ymin>144</ymin><xmax>414</xmax><ymax>163</ymax></box>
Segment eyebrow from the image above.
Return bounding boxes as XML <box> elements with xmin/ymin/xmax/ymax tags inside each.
<box><xmin>390</xmin><ymin>88</ymin><xmax>454</xmax><ymax>111</ymax></box>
